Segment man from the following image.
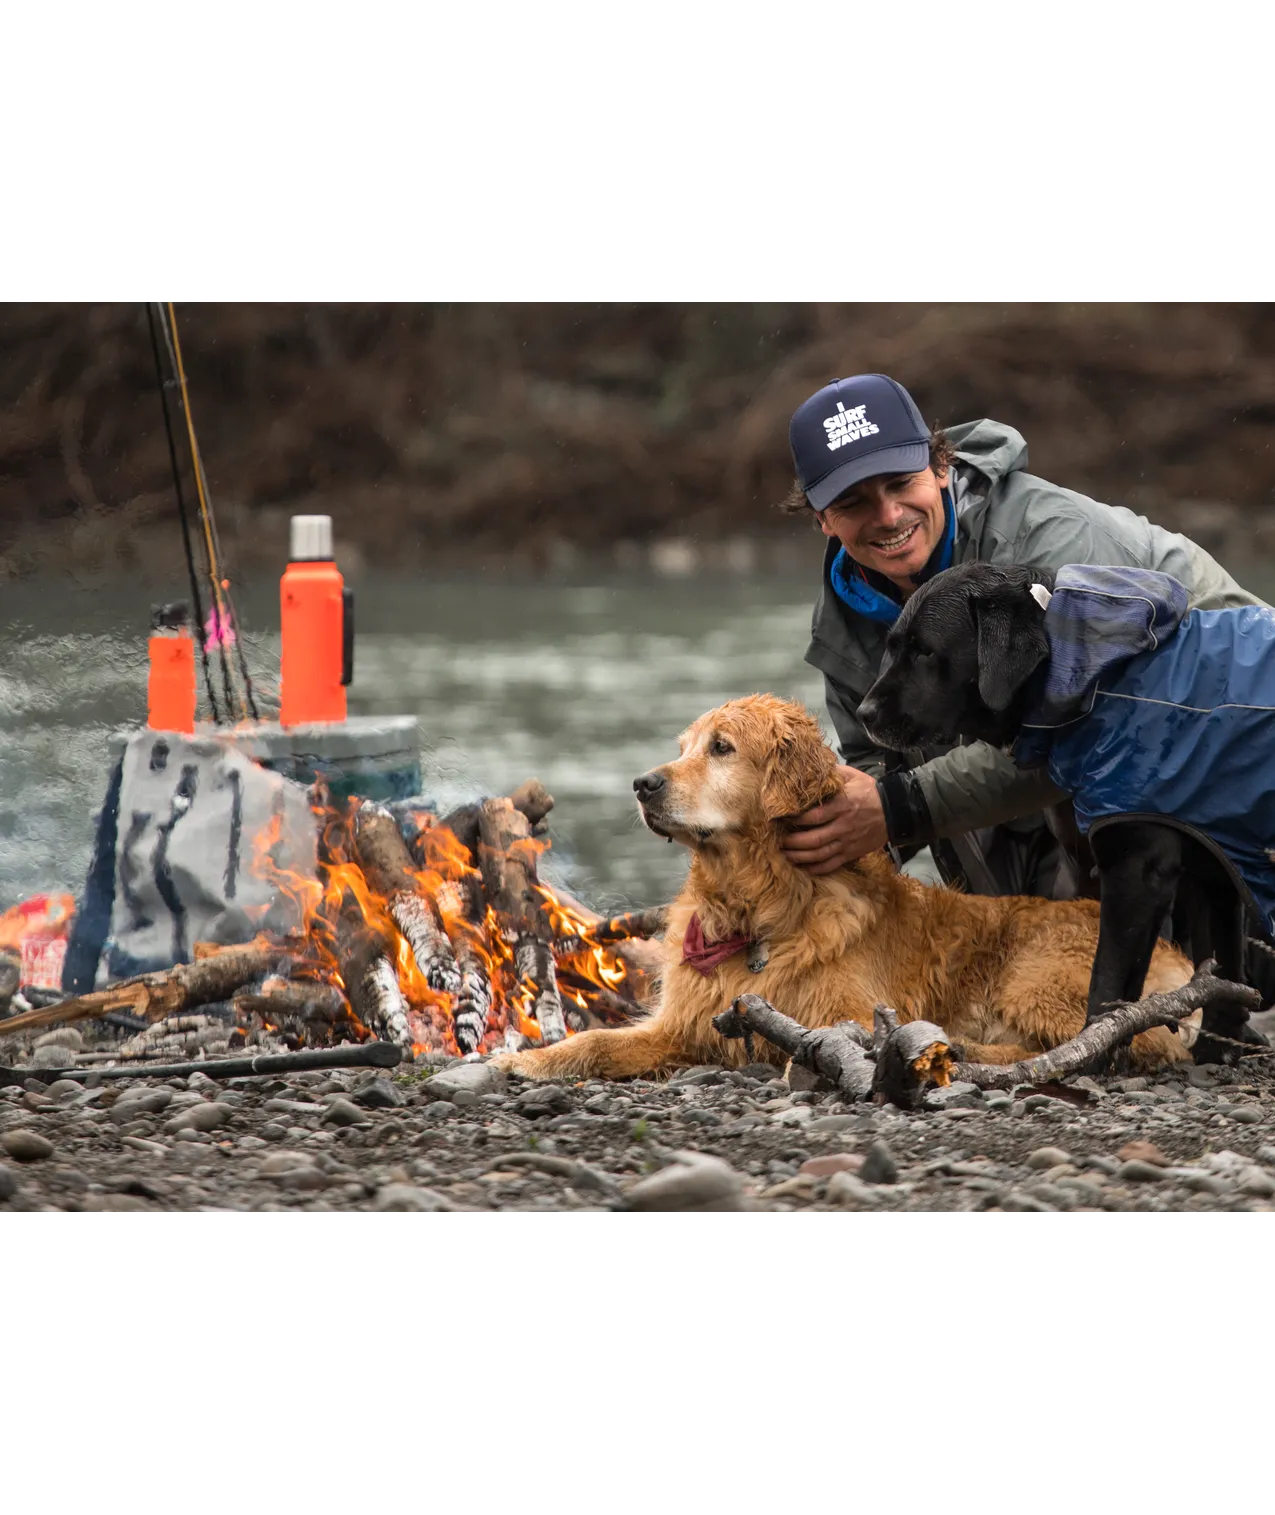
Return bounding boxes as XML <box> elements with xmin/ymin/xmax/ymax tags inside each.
<box><xmin>778</xmin><ymin>372</ymin><xmax>1262</xmax><ymax>900</ymax></box>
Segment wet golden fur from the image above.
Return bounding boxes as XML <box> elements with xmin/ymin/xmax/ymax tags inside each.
<box><xmin>497</xmin><ymin>694</ymin><xmax>1193</xmax><ymax>1081</ymax></box>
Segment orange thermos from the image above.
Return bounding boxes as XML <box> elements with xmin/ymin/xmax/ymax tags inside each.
<box><xmin>147</xmin><ymin>602</ymin><xmax>197</xmax><ymax>734</ymax></box>
<box><xmin>280</xmin><ymin>515</ymin><xmax>353</xmax><ymax>727</ymax></box>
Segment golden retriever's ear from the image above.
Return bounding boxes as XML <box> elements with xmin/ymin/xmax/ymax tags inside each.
<box><xmin>761</xmin><ymin>716</ymin><xmax>840</xmax><ymax>820</ymax></box>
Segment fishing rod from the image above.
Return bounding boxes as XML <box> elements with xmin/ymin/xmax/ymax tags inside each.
<box><xmin>146</xmin><ymin>302</ymin><xmax>262</xmax><ymax>723</ymax></box>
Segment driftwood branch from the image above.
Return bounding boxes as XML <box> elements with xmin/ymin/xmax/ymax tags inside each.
<box><xmin>953</xmin><ymin>961</ymin><xmax>1261</xmax><ymax>1089</ymax></box>
<box><xmin>715</xmin><ymin>995</ymin><xmax>954</xmax><ymax>1108</ymax></box>
<box><xmin>0</xmin><ymin>944</ymin><xmax>277</xmax><ymax>1040</ymax></box>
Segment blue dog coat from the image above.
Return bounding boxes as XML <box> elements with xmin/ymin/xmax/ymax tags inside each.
<box><xmin>1013</xmin><ymin>564</ymin><xmax>1275</xmax><ymax>934</ymax></box>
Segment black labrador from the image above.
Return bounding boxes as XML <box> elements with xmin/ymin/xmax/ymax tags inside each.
<box><xmin>856</xmin><ymin>560</ymin><xmax>1263</xmax><ymax>1062</ymax></box>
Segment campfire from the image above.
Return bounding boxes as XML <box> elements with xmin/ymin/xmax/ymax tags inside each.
<box><xmin>0</xmin><ymin>779</ymin><xmax>665</xmax><ymax>1065</ymax></box>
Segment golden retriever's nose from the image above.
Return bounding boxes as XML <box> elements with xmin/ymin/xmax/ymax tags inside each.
<box><xmin>633</xmin><ymin>772</ymin><xmax>666</xmax><ymax>803</ymax></box>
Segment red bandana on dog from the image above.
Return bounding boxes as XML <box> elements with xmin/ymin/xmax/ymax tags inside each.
<box><xmin>681</xmin><ymin>912</ymin><xmax>752</xmax><ymax>975</ymax></box>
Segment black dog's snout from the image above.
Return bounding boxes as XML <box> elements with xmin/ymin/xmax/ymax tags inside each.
<box><xmin>633</xmin><ymin>771</ymin><xmax>666</xmax><ymax>803</ymax></box>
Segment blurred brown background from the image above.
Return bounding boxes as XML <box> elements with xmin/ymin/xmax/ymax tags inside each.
<box><xmin>2</xmin><ymin>302</ymin><xmax>1274</xmax><ymax>580</ymax></box>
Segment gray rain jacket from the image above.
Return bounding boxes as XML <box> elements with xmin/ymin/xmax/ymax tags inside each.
<box><xmin>804</xmin><ymin>418</ymin><xmax>1262</xmax><ymax>895</ymax></box>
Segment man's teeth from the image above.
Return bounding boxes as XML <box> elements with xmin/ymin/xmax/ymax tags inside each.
<box><xmin>872</xmin><ymin>524</ymin><xmax>918</xmax><ymax>551</ymax></box>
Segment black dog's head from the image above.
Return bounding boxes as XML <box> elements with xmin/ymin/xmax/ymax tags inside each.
<box><xmin>858</xmin><ymin>561</ymin><xmax>1055</xmax><ymax>751</ymax></box>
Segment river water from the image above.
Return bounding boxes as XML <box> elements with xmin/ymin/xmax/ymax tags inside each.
<box><xmin>0</xmin><ymin>568</ymin><xmax>828</xmax><ymax>917</ymax></box>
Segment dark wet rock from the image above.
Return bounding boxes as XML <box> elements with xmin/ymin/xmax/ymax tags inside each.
<box><xmin>859</xmin><ymin>1139</ymin><xmax>898</xmax><ymax>1185</ymax></box>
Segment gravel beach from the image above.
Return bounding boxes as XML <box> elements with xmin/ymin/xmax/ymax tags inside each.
<box><xmin>4</xmin><ymin>1047</ymin><xmax>1275</xmax><ymax>1212</ymax></box>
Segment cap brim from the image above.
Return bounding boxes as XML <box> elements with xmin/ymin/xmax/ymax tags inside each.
<box><xmin>807</xmin><ymin>441</ymin><xmax>931</xmax><ymax>510</ymax></box>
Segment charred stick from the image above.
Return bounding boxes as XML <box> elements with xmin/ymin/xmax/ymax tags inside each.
<box><xmin>870</xmin><ymin>1014</ymin><xmax>954</xmax><ymax>1110</ymax></box>
<box><xmin>449</xmin><ymin>875</ymin><xmax>494</xmax><ymax>1055</ymax></box>
<box><xmin>438</xmin><ymin>778</ymin><xmax>555</xmax><ymax>862</ymax></box>
<box><xmin>0</xmin><ymin>945</ymin><xmax>278</xmax><ymax>1040</ymax></box>
<box><xmin>954</xmin><ymin>961</ymin><xmax>1261</xmax><ymax>1089</ymax></box>
<box><xmin>4</xmin><ymin>1040</ymin><xmax>402</xmax><ymax>1088</ymax></box>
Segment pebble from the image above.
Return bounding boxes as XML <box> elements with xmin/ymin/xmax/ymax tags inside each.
<box><xmin>1025</xmin><ymin>1146</ymin><xmax>1072</xmax><ymax>1170</ymax></box>
<box><xmin>121</xmin><ymin>1136</ymin><xmax>169</xmax><ymax>1156</ymax></box>
<box><xmin>164</xmin><ymin>1101</ymin><xmax>232</xmax><ymax>1134</ymax></box>
<box><xmin>799</xmin><ymin>1153</ymin><xmax>864</xmax><ymax>1179</ymax></box>
<box><xmin>426</xmin><ymin>1063</ymin><xmax>505</xmax><ymax>1101</ymax></box>
<box><xmin>352</xmin><ymin>1078</ymin><xmax>404</xmax><ymax>1110</ymax></box>
<box><xmin>620</xmin><ymin>1152</ymin><xmax>745</xmax><ymax>1211</ymax></box>
<box><xmin>825</xmin><ymin>1171</ymin><xmax>883</xmax><ymax>1205</ymax></box>
<box><xmin>259</xmin><ymin>1122</ymin><xmax>289</xmax><ymax>1142</ymax></box>
<box><xmin>923</xmin><ymin>1082</ymin><xmax>983</xmax><ymax>1111</ymax></box>
<box><xmin>0</xmin><ymin>1164</ymin><xmax>16</xmax><ymax>1200</ymax></box>
<box><xmin>30</xmin><ymin>1045</ymin><xmax>77</xmax><ymax>1070</ymax></box>
<box><xmin>1118</xmin><ymin>1159</ymin><xmax>1166</xmax><ymax>1184</ymax></box>
<box><xmin>807</xmin><ymin>1114</ymin><xmax>856</xmax><ymax>1133</ymax></box>
<box><xmin>321</xmin><ymin>1098</ymin><xmax>371</xmax><ymax>1128</ymax></box>
<box><xmin>374</xmin><ymin>1183</ymin><xmax>455</xmax><ymax>1211</ymax></box>
<box><xmin>45</xmin><ymin>1080</ymin><xmax>85</xmax><ymax>1103</ymax></box>
<box><xmin>1001</xmin><ymin>1190</ymin><xmax>1055</xmax><ymax>1211</ymax></box>
<box><xmin>1116</xmin><ymin>1140</ymin><xmax>1169</xmax><ymax>1166</ymax></box>
<box><xmin>1238</xmin><ymin>1167</ymin><xmax>1275</xmax><ymax>1198</ymax></box>
<box><xmin>1083</xmin><ymin>1155</ymin><xmax>1120</xmax><ymax>1177</ymax></box>
<box><xmin>1260</xmin><ymin>1146</ymin><xmax>1275</xmax><ymax>1167</ymax></box>
<box><xmin>1</xmin><ymin>1130</ymin><xmax>53</xmax><ymax>1162</ymax></box>
<box><xmin>258</xmin><ymin>1150</ymin><xmax>316</xmax><ymax>1175</ymax></box>
<box><xmin>34</xmin><ymin>1027</ymin><xmax>83</xmax><ymax>1051</ymax></box>
<box><xmin>514</xmin><ymin>1087</ymin><xmax>574</xmax><ymax>1119</ymax></box>
<box><xmin>859</xmin><ymin>1139</ymin><xmax>898</xmax><ymax>1185</ymax></box>
<box><xmin>1225</xmin><ymin>1106</ymin><xmax>1264</xmax><ymax>1126</ymax></box>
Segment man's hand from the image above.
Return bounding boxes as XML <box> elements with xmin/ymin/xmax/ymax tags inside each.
<box><xmin>781</xmin><ymin>765</ymin><xmax>888</xmax><ymax>874</ymax></box>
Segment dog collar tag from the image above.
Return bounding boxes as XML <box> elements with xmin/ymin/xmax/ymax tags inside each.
<box><xmin>1028</xmin><ymin>583</ymin><xmax>1052</xmax><ymax>612</ymax></box>
<box><xmin>747</xmin><ymin>939</ymin><xmax>770</xmax><ymax>974</ymax></box>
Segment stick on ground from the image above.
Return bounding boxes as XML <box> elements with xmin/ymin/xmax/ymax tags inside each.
<box><xmin>952</xmin><ymin>960</ymin><xmax>1260</xmax><ymax>1088</ymax></box>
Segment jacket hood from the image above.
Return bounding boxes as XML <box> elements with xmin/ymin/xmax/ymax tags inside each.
<box><xmin>945</xmin><ymin>419</ymin><xmax>1029</xmax><ymax>490</ymax></box>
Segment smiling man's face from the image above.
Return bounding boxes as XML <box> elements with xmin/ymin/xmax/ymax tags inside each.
<box><xmin>817</xmin><ymin>463</ymin><xmax>948</xmax><ymax>593</ymax></box>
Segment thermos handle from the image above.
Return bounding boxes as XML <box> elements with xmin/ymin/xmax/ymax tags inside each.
<box><xmin>341</xmin><ymin>587</ymin><xmax>355</xmax><ymax>686</ymax></box>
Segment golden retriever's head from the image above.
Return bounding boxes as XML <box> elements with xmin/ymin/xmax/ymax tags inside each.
<box><xmin>633</xmin><ymin>694</ymin><xmax>841</xmax><ymax>850</ymax></box>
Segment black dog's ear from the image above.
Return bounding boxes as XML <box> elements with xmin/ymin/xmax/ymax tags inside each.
<box><xmin>975</xmin><ymin>590</ymin><xmax>1048</xmax><ymax>712</ymax></box>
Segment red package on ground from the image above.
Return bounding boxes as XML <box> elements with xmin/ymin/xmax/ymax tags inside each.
<box><xmin>20</xmin><ymin>933</ymin><xmax>68</xmax><ymax>991</ymax></box>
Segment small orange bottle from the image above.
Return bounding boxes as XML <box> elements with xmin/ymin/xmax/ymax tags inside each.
<box><xmin>147</xmin><ymin>602</ymin><xmax>197</xmax><ymax>734</ymax></box>
<box><xmin>280</xmin><ymin>515</ymin><xmax>350</xmax><ymax>728</ymax></box>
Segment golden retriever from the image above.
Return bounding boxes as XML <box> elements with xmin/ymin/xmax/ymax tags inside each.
<box><xmin>496</xmin><ymin>694</ymin><xmax>1192</xmax><ymax>1081</ymax></box>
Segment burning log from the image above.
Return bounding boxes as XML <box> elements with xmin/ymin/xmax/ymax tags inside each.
<box><xmin>448</xmin><ymin>873</ymin><xmax>495</xmax><ymax>1055</ymax></box>
<box><xmin>438</xmin><ymin>777</ymin><xmax>556</xmax><ymax>859</ymax></box>
<box><xmin>233</xmin><ymin>976</ymin><xmax>352</xmax><ymax>1026</ymax></box>
<box><xmin>353</xmin><ymin>802</ymin><xmax>461</xmax><ymax>999</ymax></box>
<box><xmin>478</xmin><ymin>797</ymin><xmax>566</xmax><ymax>1048</ymax></box>
<box><xmin>953</xmin><ymin>960</ymin><xmax>1260</xmax><ymax>1088</ymax></box>
<box><xmin>0</xmin><ymin>943</ymin><xmax>278</xmax><ymax>1040</ymax></box>
<box><xmin>5</xmin><ymin>1039</ymin><xmax>402</xmax><ymax>1088</ymax></box>
<box><xmin>334</xmin><ymin>897</ymin><xmax>413</xmax><ymax>1048</ymax></box>
<box><xmin>553</xmin><ymin>906</ymin><xmax>667</xmax><ymax>959</ymax></box>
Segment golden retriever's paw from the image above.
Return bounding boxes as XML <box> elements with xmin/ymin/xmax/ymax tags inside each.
<box><xmin>488</xmin><ymin>1050</ymin><xmax>551</xmax><ymax>1080</ymax></box>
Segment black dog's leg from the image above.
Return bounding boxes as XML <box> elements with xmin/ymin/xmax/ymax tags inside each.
<box><xmin>1194</xmin><ymin>864</ymin><xmax>1264</xmax><ymax>1063</ymax></box>
<box><xmin>1088</xmin><ymin>824</ymin><xmax>1183</xmax><ymax>1027</ymax></box>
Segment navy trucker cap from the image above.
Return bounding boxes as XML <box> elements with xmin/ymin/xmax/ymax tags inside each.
<box><xmin>789</xmin><ymin>374</ymin><xmax>931</xmax><ymax>510</ymax></box>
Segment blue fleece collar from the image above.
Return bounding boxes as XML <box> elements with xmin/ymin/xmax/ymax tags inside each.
<box><xmin>829</xmin><ymin>488</ymin><xmax>957</xmax><ymax>626</ymax></box>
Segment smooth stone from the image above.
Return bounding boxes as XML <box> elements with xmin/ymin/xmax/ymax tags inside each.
<box><xmin>825</xmin><ymin>1172</ymin><xmax>883</xmax><ymax>1206</ymax></box>
<box><xmin>174</xmin><ymin>1128</ymin><xmax>213</xmax><ymax>1144</ymax></box>
<box><xmin>1118</xmin><ymin>1159</ymin><xmax>1166</xmax><ymax>1184</ymax></box>
<box><xmin>277</xmin><ymin>1167</ymin><xmax>332</xmax><ymax>1192</ymax></box>
<box><xmin>1</xmin><ymin>1130</ymin><xmax>53</xmax><ymax>1162</ymax></box>
<box><xmin>30</xmin><ymin>1045</ymin><xmax>76</xmax><ymax>1070</ymax></box>
<box><xmin>258</xmin><ymin>1150</ymin><xmax>316</xmax><ymax>1175</ymax></box>
<box><xmin>259</xmin><ymin>1123</ymin><xmax>289</xmax><ymax>1142</ymax></box>
<box><xmin>374</xmin><ymin>1183</ymin><xmax>455</xmax><ymax>1211</ymax></box>
<box><xmin>111</xmin><ymin>1090</ymin><xmax>174</xmax><ymax>1122</ymax></box>
<box><xmin>620</xmin><ymin>1152</ymin><xmax>744</xmax><ymax>1212</ymax></box>
<box><xmin>1017</xmin><ymin>1145</ymin><xmax>1066</xmax><ymax>1169</ymax></box>
<box><xmin>799</xmin><ymin>1153</ymin><xmax>864</xmax><ymax>1179</ymax></box>
<box><xmin>1116</xmin><ymin>1140</ymin><xmax>1169</xmax><ymax>1167</ymax></box>
<box><xmin>34</xmin><ymin>1027</ymin><xmax>83</xmax><ymax>1052</ymax></box>
<box><xmin>426</xmin><ymin>1063</ymin><xmax>505</xmax><ymax>1101</ymax></box>
<box><xmin>1238</xmin><ymin>1167</ymin><xmax>1275</xmax><ymax>1198</ymax></box>
<box><xmin>1001</xmin><ymin>1190</ymin><xmax>1055</xmax><ymax>1211</ymax></box>
<box><xmin>923</xmin><ymin>1081</ymin><xmax>983</xmax><ymax>1112</ymax></box>
<box><xmin>0</xmin><ymin>1164</ymin><xmax>16</xmax><ymax>1199</ymax></box>
<box><xmin>859</xmin><ymin>1139</ymin><xmax>898</xmax><ymax>1186</ymax></box>
<box><xmin>322</xmin><ymin>1098</ymin><xmax>371</xmax><ymax>1128</ymax></box>
<box><xmin>513</xmin><ymin>1086</ymin><xmax>573</xmax><ymax>1119</ymax></box>
<box><xmin>808</xmin><ymin>1114</ymin><xmax>856</xmax><ymax>1133</ymax></box>
<box><xmin>1082</xmin><ymin>1155</ymin><xmax>1120</xmax><ymax>1176</ymax></box>
<box><xmin>1226</xmin><ymin>1106</ymin><xmax>1264</xmax><ymax>1126</ymax></box>
<box><xmin>121</xmin><ymin>1136</ymin><xmax>168</xmax><ymax>1156</ymax></box>
<box><xmin>45</xmin><ymin>1079</ymin><xmax>86</xmax><ymax>1103</ymax></box>
<box><xmin>164</xmin><ymin>1101</ymin><xmax>232</xmax><ymax>1134</ymax></box>
<box><xmin>352</xmin><ymin>1078</ymin><xmax>404</xmax><ymax>1110</ymax></box>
